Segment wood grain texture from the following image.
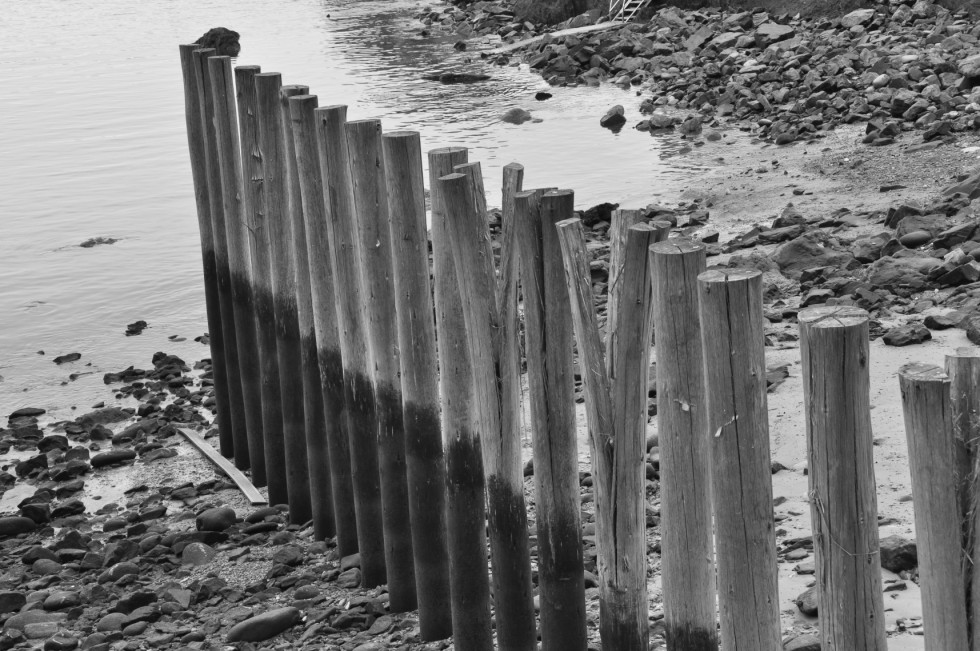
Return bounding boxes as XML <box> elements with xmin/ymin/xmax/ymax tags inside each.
<box><xmin>178</xmin><ymin>45</ymin><xmax>233</xmax><ymax>466</ymax></box>
<box><xmin>346</xmin><ymin>118</ymin><xmax>416</xmax><ymax>612</ymax></box>
<box><xmin>252</xmin><ymin>72</ymin><xmax>289</xmax><ymax>506</ymax></box>
<box><xmin>697</xmin><ymin>269</ymin><xmax>781</xmax><ymax>651</ymax></box>
<box><xmin>799</xmin><ymin>306</ymin><xmax>886</xmax><ymax>651</ymax></box>
<box><xmin>179</xmin><ymin>428</ymin><xmax>267</xmax><ymax>506</ymax></box>
<box><xmin>313</xmin><ymin>105</ymin><xmax>386</xmax><ymax>587</ymax></box>
<box><xmin>428</xmin><ymin>149</ymin><xmax>493</xmax><ymax>651</ymax></box>
<box><xmin>606</xmin><ymin>208</ymin><xmax>644</xmax><ymax>352</ymax></box>
<box><xmin>289</xmin><ymin>93</ymin><xmax>356</xmax><ymax>545</ymax></box>
<box><xmin>650</xmin><ymin>239</ymin><xmax>716</xmax><ymax>651</ymax></box>
<box><xmin>899</xmin><ymin>363</ymin><xmax>970</xmax><ymax>651</ymax></box>
<box><xmin>382</xmin><ymin>131</ymin><xmax>452</xmax><ymax>640</ymax></box>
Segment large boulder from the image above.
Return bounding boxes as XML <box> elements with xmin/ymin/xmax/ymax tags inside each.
<box><xmin>195</xmin><ymin>27</ymin><xmax>240</xmax><ymax>57</ymax></box>
<box><xmin>865</xmin><ymin>256</ymin><xmax>937</xmax><ymax>291</ymax></box>
<box><xmin>771</xmin><ymin>234</ymin><xmax>852</xmax><ymax>277</ymax></box>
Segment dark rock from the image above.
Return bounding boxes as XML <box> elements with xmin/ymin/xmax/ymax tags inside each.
<box><xmin>53</xmin><ymin>353</ymin><xmax>81</xmax><ymax>365</ymax></box>
<box><xmin>9</xmin><ymin>407</ymin><xmax>45</xmax><ymax>419</ymax></box>
<box><xmin>883</xmin><ymin>323</ymin><xmax>931</xmax><ymax>346</ymax></box>
<box><xmin>124</xmin><ymin>320</ymin><xmax>147</xmax><ymax>337</ymax></box>
<box><xmin>794</xmin><ymin>586</ymin><xmax>818</xmax><ymax>616</ymax></box>
<box><xmin>423</xmin><ymin>72</ymin><xmax>490</xmax><ymax>84</ymax></box>
<box><xmin>600</xmin><ymin>105</ymin><xmax>626</xmax><ymax>130</ymax></box>
<box><xmin>534</xmin><ymin>91</ymin><xmax>552</xmax><ymax>101</ymax></box>
<box><xmin>78</xmin><ymin>237</ymin><xmax>117</xmax><ymax>248</ymax></box>
<box><xmin>225</xmin><ymin>607</ymin><xmax>302</xmax><ymax>643</ymax></box>
<box><xmin>196</xmin><ymin>507</ymin><xmax>237</xmax><ymax>532</ymax></box>
<box><xmin>772</xmin><ymin>235</ymin><xmax>852</xmax><ymax>277</ymax></box>
<box><xmin>0</xmin><ymin>592</ymin><xmax>26</xmax><ymax>615</ymax></box>
<box><xmin>880</xmin><ymin>535</ymin><xmax>917</xmax><ymax>572</ymax></box>
<box><xmin>924</xmin><ymin>314</ymin><xmax>957</xmax><ymax>330</ymax></box>
<box><xmin>195</xmin><ymin>27</ymin><xmax>241</xmax><ymax>57</ymax></box>
<box><xmin>898</xmin><ymin>230</ymin><xmax>932</xmax><ymax>248</ymax></box>
<box><xmin>784</xmin><ymin>633</ymin><xmax>821</xmax><ymax>651</ymax></box>
<box><xmin>90</xmin><ymin>449</ymin><xmax>136</xmax><ymax>468</ymax></box>
<box><xmin>501</xmin><ymin>107</ymin><xmax>532</xmax><ymax>125</ymax></box>
<box><xmin>0</xmin><ymin>517</ymin><xmax>37</xmax><ymax>538</ymax></box>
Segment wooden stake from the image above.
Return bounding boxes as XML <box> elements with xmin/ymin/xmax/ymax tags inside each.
<box><xmin>346</xmin><ymin>119</ymin><xmax>416</xmax><ymax>612</ymax></box>
<box><xmin>516</xmin><ymin>188</ymin><xmax>587</xmax><ymax>651</ymax></box>
<box><xmin>192</xmin><ymin>48</ymin><xmax>243</xmax><ymax>461</ymax></box>
<box><xmin>650</xmin><ymin>239</ymin><xmax>716</xmax><ymax>651</ymax></box>
<box><xmin>232</xmin><ymin>64</ymin><xmax>269</xmax><ymax>488</ymax></box>
<box><xmin>314</xmin><ymin>105</ymin><xmax>386</xmax><ymax>585</ymax></box>
<box><xmin>606</xmin><ymin>208</ymin><xmax>644</xmax><ymax>348</ymax></box>
<box><xmin>178</xmin><ymin>44</ymin><xmax>234</xmax><ymax>465</ymax></box>
<box><xmin>697</xmin><ymin>269</ymin><xmax>780</xmax><ymax>650</ymax></box>
<box><xmin>252</xmin><ymin>72</ymin><xmax>289</xmax><ymax>506</ymax></box>
<box><xmin>445</xmin><ymin>164</ymin><xmax>536</xmax><ymax>651</ymax></box>
<box><xmin>382</xmin><ymin>131</ymin><xmax>452</xmax><ymax>639</ymax></box>
<box><xmin>289</xmin><ymin>93</ymin><xmax>357</xmax><ymax>544</ymax></box>
<box><xmin>799</xmin><ymin>306</ymin><xmax>886</xmax><ymax>651</ymax></box>
<box><xmin>428</xmin><ymin>149</ymin><xmax>493</xmax><ymax>651</ymax></box>
<box><xmin>899</xmin><ymin>363</ymin><xmax>970</xmax><ymax>650</ymax></box>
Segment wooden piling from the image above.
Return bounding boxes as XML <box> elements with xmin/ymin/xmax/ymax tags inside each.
<box><xmin>799</xmin><ymin>306</ymin><xmax>886</xmax><ymax>651</ymax></box>
<box><xmin>516</xmin><ymin>188</ymin><xmax>587</xmax><ymax>651</ymax></box>
<box><xmin>192</xmin><ymin>47</ymin><xmax>243</xmax><ymax>461</ymax></box>
<box><xmin>178</xmin><ymin>44</ymin><xmax>234</xmax><ymax>463</ymax></box>
<box><xmin>313</xmin><ymin>105</ymin><xmax>386</xmax><ymax>585</ymax></box>
<box><xmin>650</xmin><ymin>239</ymin><xmax>716</xmax><ymax>651</ymax></box>
<box><xmin>946</xmin><ymin>347</ymin><xmax>980</xmax><ymax>649</ymax></box>
<box><xmin>444</xmin><ymin>164</ymin><xmax>536</xmax><ymax>651</ymax></box>
<box><xmin>697</xmin><ymin>269</ymin><xmax>781</xmax><ymax>650</ymax></box>
<box><xmin>898</xmin><ymin>363</ymin><xmax>970</xmax><ymax>650</ymax></box>
<box><xmin>232</xmin><ymin>64</ymin><xmax>269</xmax><ymax>488</ymax></box>
<box><xmin>345</xmin><ymin>119</ymin><xmax>416</xmax><ymax>611</ymax></box>
<box><xmin>606</xmin><ymin>208</ymin><xmax>644</xmax><ymax>346</ymax></box>
<box><xmin>428</xmin><ymin>149</ymin><xmax>493</xmax><ymax>651</ymax></box>
<box><xmin>290</xmin><ymin>94</ymin><xmax>357</xmax><ymax>544</ymax></box>
<box><xmin>252</xmin><ymin>72</ymin><xmax>289</xmax><ymax>506</ymax></box>
<box><xmin>382</xmin><ymin>131</ymin><xmax>452</xmax><ymax>639</ymax></box>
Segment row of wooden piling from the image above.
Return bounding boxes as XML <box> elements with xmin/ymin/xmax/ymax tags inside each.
<box><xmin>180</xmin><ymin>44</ymin><xmax>979</xmax><ymax>651</ymax></box>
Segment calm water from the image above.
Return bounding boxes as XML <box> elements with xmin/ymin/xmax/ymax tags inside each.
<box><xmin>0</xmin><ymin>0</ymin><xmax>715</xmax><ymax>419</ymax></box>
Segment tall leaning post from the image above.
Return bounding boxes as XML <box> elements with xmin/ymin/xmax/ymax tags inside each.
<box><xmin>290</xmin><ymin>93</ymin><xmax>357</xmax><ymax>544</ymax></box>
<box><xmin>233</xmin><ymin>64</ymin><xmax>269</xmax><ymax>487</ymax></box>
<box><xmin>518</xmin><ymin>188</ymin><xmax>588</xmax><ymax>651</ymax></box>
<box><xmin>448</xmin><ymin>163</ymin><xmax>537</xmax><ymax>651</ymax></box>
<box><xmin>252</xmin><ymin>73</ymin><xmax>289</xmax><ymax>506</ymax></box>
<box><xmin>192</xmin><ymin>47</ymin><xmax>243</xmax><ymax>461</ymax></box>
<box><xmin>345</xmin><ymin>119</ymin><xmax>416</xmax><ymax>612</ymax></box>
<box><xmin>697</xmin><ymin>269</ymin><xmax>781</xmax><ymax>650</ymax></box>
<box><xmin>314</xmin><ymin>105</ymin><xmax>386</xmax><ymax>585</ymax></box>
<box><xmin>178</xmin><ymin>45</ymin><xmax>233</xmax><ymax>462</ymax></box>
<box><xmin>799</xmin><ymin>306</ymin><xmax>887</xmax><ymax>650</ymax></box>
<box><xmin>650</xmin><ymin>239</ymin><xmax>716</xmax><ymax>650</ymax></box>
<box><xmin>382</xmin><ymin>131</ymin><xmax>453</xmax><ymax>639</ymax></box>
<box><xmin>428</xmin><ymin>149</ymin><xmax>493</xmax><ymax>651</ymax></box>
<box><xmin>898</xmin><ymin>363</ymin><xmax>970</xmax><ymax>650</ymax></box>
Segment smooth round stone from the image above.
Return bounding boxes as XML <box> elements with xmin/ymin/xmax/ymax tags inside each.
<box><xmin>43</xmin><ymin>636</ymin><xmax>79</xmax><ymax>651</ymax></box>
<box><xmin>31</xmin><ymin>559</ymin><xmax>63</xmax><ymax>576</ymax></box>
<box><xmin>181</xmin><ymin>542</ymin><xmax>216</xmax><ymax>566</ymax></box>
<box><xmin>195</xmin><ymin>507</ymin><xmax>236</xmax><ymax>532</ymax></box>
<box><xmin>225</xmin><ymin>607</ymin><xmax>302</xmax><ymax>643</ymax></box>
<box><xmin>42</xmin><ymin>591</ymin><xmax>80</xmax><ymax>611</ymax></box>
<box><xmin>899</xmin><ymin>230</ymin><xmax>932</xmax><ymax>248</ymax></box>
<box><xmin>122</xmin><ymin>621</ymin><xmax>148</xmax><ymax>637</ymax></box>
<box><xmin>96</xmin><ymin>612</ymin><xmax>128</xmax><ymax>632</ymax></box>
<box><xmin>24</xmin><ymin>621</ymin><xmax>60</xmax><ymax>639</ymax></box>
<box><xmin>0</xmin><ymin>516</ymin><xmax>37</xmax><ymax>538</ymax></box>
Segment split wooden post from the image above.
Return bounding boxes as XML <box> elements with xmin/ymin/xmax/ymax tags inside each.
<box><xmin>209</xmin><ymin>55</ymin><xmax>260</xmax><ymax>472</ymax></box>
<box><xmin>252</xmin><ymin>72</ymin><xmax>289</xmax><ymax>506</ymax></box>
<box><xmin>445</xmin><ymin>164</ymin><xmax>536</xmax><ymax>651</ymax></box>
<box><xmin>898</xmin><ymin>363</ymin><xmax>970</xmax><ymax>650</ymax></box>
<box><xmin>276</xmin><ymin>83</ymin><xmax>315</xmax><ymax>525</ymax></box>
<box><xmin>346</xmin><ymin>119</ymin><xmax>416</xmax><ymax>612</ymax></box>
<box><xmin>289</xmin><ymin>93</ymin><xmax>357</xmax><ymax>544</ymax></box>
<box><xmin>606</xmin><ymin>208</ymin><xmax>644</xmax><ymax>345</ymax></box>
<box><xmin>313</xmin><ymin>105</ymin><xmax>386</xmax><ymax>585</ymax></box>
<box><xmin>192</xmin><ymin>48</ymin><xmax>244</xmax><ymax>461</ymax></box>
<box><xmin>697</xmin><ymin>269</ymin><xmax>781</xmax><ymax>650</ymax></box>
<box><xmin>649</xmin><ymin>239</ymin><xmax>717</xmax><ymax>650</ymax></box>
<box><xmin>232</xmin><ymin>64</ymin><xmax>269</xmax><ymax>488</ymax></box>
<box><xmin>555</xmin><ymin>219</ymin><xmax>654</xmax><ymax>651</ymax></box>
<box><xmin>382</xmin><ymin>131</ymin><xmax>452</xmax><ymax>639</ymax></box>
<box><xmin>946</xmin><ymin>347</ymin><xmax>980</xmax><ymax>646</ymax></box>
<box><xmin>178</xmin><ymin>45</ymin><xmax>234</xmax><ymax>463</ymax></box>
<box><xmin>799</xmin><ymin>306</ymin><xmax>886</xmax><ymax>650</ymax></box>
<box><xmin>428</xmin><ymin>148</ymin><xmax>493</xmax><ymax>651</ymax></box>
<box><xmin>516</xmin><ymin>188</ymin><xmax>587</xmax><ymax>651</ymax></box>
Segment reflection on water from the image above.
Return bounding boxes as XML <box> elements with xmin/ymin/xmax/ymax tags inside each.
<box><xmin>0</xmin><ymin>0</ymin><xmax>718</xmax><ymax>419</ymax></box>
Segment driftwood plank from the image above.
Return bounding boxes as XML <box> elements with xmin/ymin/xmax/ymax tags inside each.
<box><xmin>179</xmin><ymin>427</ymin><xmax>267</xmax><ymax>506</ymax></box>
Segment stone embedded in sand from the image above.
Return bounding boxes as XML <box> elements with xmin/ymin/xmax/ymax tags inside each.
<box><xmin>53</xmin><ymin>353</ymin><xmax>81</xmax><ymax>365</ymax></box>
<box><xmin>882</xmin><ymin>323</ymin><xmax>931</xmax><ymax>346</ymax></box>
<box><xmin>8</xmin><ymin>407</ymin><xmax>44</xmax><ymax>419</ymax></box>
<box><xmin>181</xmin><ymin>542</ymin><xmax>216</xmax><ymax>566</ymax></box>
<box><xmin>91</xmin><ymin>449</ymin><xmax>136</xmax><ymax>468</ymax></box>
<box><xmin>794</xmin><ymin>586</ymin><xmax>818</xmax><ymax>616</ymax></box>
<box><xmin>0</xmin><ymin>516</ymin><xmax>37</xmax><ymax>538</ymax></box>
<box><xmin>196</xmin><ymin>507</ymin><xmax>237</xmax><ymax>532</ymax></box>
<box><xmin>225</xmin><ymin>607</ymin><xmax>302</xmax><ymax>643</ymax></box>
<box><xmin>880</xmin><ymin>535</ymin><xmax>917</xmax><ymax>572</ymax></box>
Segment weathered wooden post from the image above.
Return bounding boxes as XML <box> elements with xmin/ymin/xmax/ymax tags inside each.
<box><xmin>606</xmin><ymin>208</ymin><xmax>644</xmax><ymax>344</ymax></box>
<box><xmin>382</xmin><ymin>131</ymin><xmax>452</xmax><ymax>639</ymax></box>
<box><xmin>428</xmin><ymin>149</ymin><xmax>493</xmax><ymax>651</ymax></box>
<box><xmin>178</xmin><ymin>44</ymin><xmax>234</xmax><ymax>462</ymax></box>
<box><xmin>945</xmin><ymin>347</ymin><xmax>980</xmax><ymax>648</ymax></box>
<box><xmin>898</xmin><ymin>363</ymin><xmax>970</xmax><ymax>650</ymax></box>
<box><xmin>289</xmin><ymin>93</ymin><xmax>357</xmax><ymax>544</ymax></box>
<box><xmin>516</xmin><ymin>188</ymin><xmax>587</xmax><ymax>651</ymax></box>
<box><xmin>556</xmin><ymin>219</ymin><xmax>655</xmax><ymax>651</ymax></box>
<box><xmin>649</xmin><ymin>239</ymin><xmax>716</xmax><ymax>650</ymax></box>
<box><xmin>697</xmin><ymin>269</ymin><xmax>781</xmax><ymax>650</ymax></box>
<box><xmin>252</xmin><ymin>72</ymin><xmax>289</xmax><ymax>506</ymax></box>
<box><xmin>192</xmin><ymin>47</ymin><xmax>245</xmax><ymax>461</ymax></box>
<box><xmin>313</xmin><ymin>105</ymin><xmax>386</xmax><ymax>586</ymax></box>
<box><xmin>232</xmin><ymin>64</ymin><xmax>270</xmax><ymax>488</ymax></box>
<box><xmin>444</xmin><ymin>164</ymin><xmax>536</xmax><ymax>651</ymax></box>
<box><xmin>345</xmin><ymin>118</ymin><xmax>416</xmax><ymax>611</ymax></box>
<box><xmin>799</xmin><ymin>306</ymin><xmax>886</xmax><ymax>650</ymax></box>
